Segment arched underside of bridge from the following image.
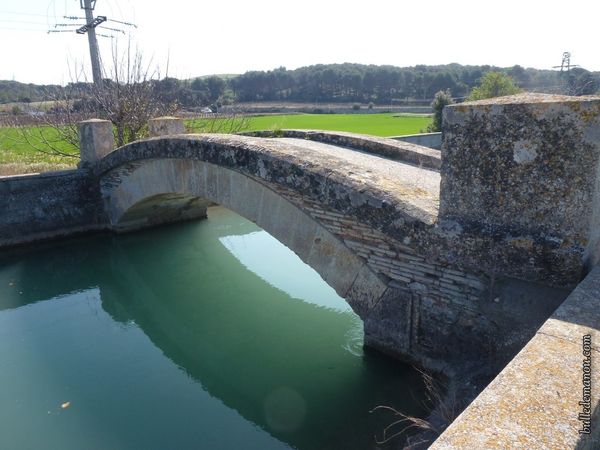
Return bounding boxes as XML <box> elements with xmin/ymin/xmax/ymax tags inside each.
<box><xmin>103</xmin><ymin>156</ymin><xmax>392</xmax><ymax>321</ymax></box>
<box><xmin>96</xmin><ymin>134</ymin><xmax>445</xmax><ymax>362</ymax></box>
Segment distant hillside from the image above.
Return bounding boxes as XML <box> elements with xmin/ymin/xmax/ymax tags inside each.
<box><xmin>0</xmin><ymin>80</ymin><xmax>62</xmax><ymax>104</ymax></box>
<box><xmin>2</xmin><ymin>63</ymin><xmax>598</xmax><ymax>107</ymax></box>
<box><xmin>192</xmin><ymin>74</ymin><xmax>239</xmax><ymax>81</ymax></box>
<box><xmin>227</xmin><ymin>63</ymin><xmax>600</xmax><ymax>103</ymax></box>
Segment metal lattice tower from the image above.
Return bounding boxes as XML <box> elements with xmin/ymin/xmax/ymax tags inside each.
<box><xmin>48</xmin><ymin>1</ymin><xmax>136</xmax><ymax>86</ymax></box>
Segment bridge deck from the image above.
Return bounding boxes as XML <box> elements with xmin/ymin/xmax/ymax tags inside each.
<box><xmin>98</xmin><ymin>133</ymin><xmax>442</xmax><ymax>226</ymax></box>
<box><xmin>273</xmin><ymin>137</ymin><xmax>441</xmax><ymax>221</ymax></box>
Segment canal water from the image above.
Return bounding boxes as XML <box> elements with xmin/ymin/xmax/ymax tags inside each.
<box><xmin>0</xmin><ymin>206</ymin><xmax>428</xmax><ymax>449</ymax></box>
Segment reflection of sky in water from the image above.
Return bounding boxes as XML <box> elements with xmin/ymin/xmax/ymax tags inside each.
<box><xmin>220</xmin><ymin>231</ymin><xmax>353</xmax><ymax>313</ymax></box>
<box><xmin>0</xmin><ymin>290</ymin><xmax>292</xmax><ymax>450</ymax></box>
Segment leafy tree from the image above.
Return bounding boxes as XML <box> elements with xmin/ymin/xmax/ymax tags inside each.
<box><xmin>467</xmin><ymin>71</ymin><xmax>521</xmax><ymax>101</ymax></box>
<box><xmin>508</xmin><ymin>65</ymin><xmax>530</xmax><ymax>88</ymax></box>
<box><xmin>428</xmin><ymin>89</ymin><xmax>453</xmax><ymax>132</ymax></box>
<box><xmin>205</xmin><ymin>76</ymin><xmax>226</xmax><ymax>104</ymax></box>
<box><xmin>3</xmin><ymin>63</ymin><xmax>596</xmax><ymax>109</ymax></box>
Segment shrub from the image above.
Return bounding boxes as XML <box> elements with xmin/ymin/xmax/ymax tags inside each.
<box><xmin>428</xmin><ymin>90</ymin><xmax>453</xmax><ymax>132</ymax></box>
<box><xmin>467</xmin><ymin>72</ymin><xmax>521</xmax><ymax>101</ymax></box>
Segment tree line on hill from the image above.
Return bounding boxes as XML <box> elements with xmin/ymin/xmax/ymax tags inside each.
<box><xmin>0</xmin><ymin>81</ymin><xmax>62</xmax><ymax>104</ymax></box>
<box><xmin>1</xmin><ymin>63</ymin><xmax>598</xmax><ymax>108</ymax></box>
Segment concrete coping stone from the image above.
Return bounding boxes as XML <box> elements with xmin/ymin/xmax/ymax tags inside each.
<box><xmin>388</xmin><ymin>132</ymin><xmax>441</xmax><ymax>139</ymax></box>
<box><xmin>456</xmin><ymin>92</ymin><xmax>600</xmax><ymax>106</ymax></box>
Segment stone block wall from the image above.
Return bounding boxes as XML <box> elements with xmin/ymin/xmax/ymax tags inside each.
<box><xmin>431</xmin><ymin>264</ymin><xmax>600</xmax><ymax>449</ymax></box>
<box><xmin>0</xmin><ymin>170</ymin><xmax>105</xmax><ymax>247</ymax></box>
<box><xmin>265</xmin><ymin>178</ymin><xmax>536</xmax><ymax>366</ymax></box>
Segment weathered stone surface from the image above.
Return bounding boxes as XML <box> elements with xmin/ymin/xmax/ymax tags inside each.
<box><xmin>363</xmin><ymin>285</ymin><xmax>413</xmax><ymax>357</ymax></box>
<box><xmin>0</xmin><ymin>170</ymin><xmax>105</xmax><ymax>246</ymax></box>
<box><xmin>440</xmin><ymin>93</ymin><xmax>600</xmax><ymax>285</ymax></box>
<box><xmin>93</xmin><ymin>130</ymin><xmax>574</xmax><ymax>368</ymax></box>
<box><xmin>96</xmin><ymin>134</ymin><xmax>440</xmax><ymax>232</ymax></box>
<box><xmin>148</xmin><ymin>116</ymin><xmax>186</xmax><ymax>136</ymax></box>
<box><xmin>78</xmin><ymin>119</ymin><xmax>114</xmax><ymax>166</ymax></box>
<box><xmin>431</xmin><ymin>264</ymin><xmax>600</xmax><ymax>449</ymax></box>
<box><xmin>100</xmin><ymin>157</ymin><xmax>383</xmax><ymax>321</ymax></box>
<box><xmin>242</xmin><ymin>129</ymin><xmax>441</xmax><ymax>169</ymax></box>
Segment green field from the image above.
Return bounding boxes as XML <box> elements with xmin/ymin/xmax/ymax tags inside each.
<box><xmin>0</xmin><ymin>113</ymin><xmax>432</xmax><ymax>175</ymax></box>
<box><xmin>243</xmin><ymin>112</ymin><xmax>432</xmax><ymax>137</ymax></box>
<box><xmin>0</xmin><ymin>125</ymin><xmax>79</xmax><ymax>174</ymax></box>
<box><xmin>190</xmin><ymin>113</ymin><xmax>431</xmax><ymax>137</ymax></box>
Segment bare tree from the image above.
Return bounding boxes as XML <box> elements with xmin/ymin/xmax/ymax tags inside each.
<box><xmin>90</xmin><ymin>40</ymin><xmax>178</xmax><ymax>146</ymax></box>
<box><xmin>8</xmin><ymin>42</ymin><xmax>176</xmax><ymax>158</ymax></box>
<box><xmin>7</xmin><ymin>39</ymin><xmax>254</xmax><ymax>170</ymax></box>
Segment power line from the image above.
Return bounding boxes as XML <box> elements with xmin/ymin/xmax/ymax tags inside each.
<box><xmin>47</xmin><ymin>0</ymin><xmax>137</xmax><ymax>84</ymax></box>
<box><xmin>0</xmin><ymin>26</ymin><xmax>48</xmax><ymax>32</ymax></box>
<box><xmin>64</xmin><ymin>15</ymin><xmax>137</xmax><ymax>28</ymax></box>
<box><xmin>0</xmin><ymin>19</ymin><xmax>48</xmax><ymax>25</ymax></box>
<box><xmin>552</xmin><ymin>52</ymin><xmax>582</xmax><ymax>95</ymax></box>
<box><xmin>0</xmin><ymin>10</ymin><xmax>51</xmax><ymax>17</ymax></box>
<box><xmin>98</xmin><ymin>25</ymin><xmax>125</xmax><ymax>34</ymax></box>
<box><xmin>107</xmin><ymin>18</ymin><xmax>137</xmax><ymax>28</ymax></box>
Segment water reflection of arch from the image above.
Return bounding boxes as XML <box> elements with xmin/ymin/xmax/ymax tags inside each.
<box><xmin>100</xmin><ymin>154</ymin><xmax>389</xmax><ymax>322</ymax></box>
<box><xmin>97</xmin><ymin>213</ymin><xmax>425</xmax><ymax>450</ymax></box>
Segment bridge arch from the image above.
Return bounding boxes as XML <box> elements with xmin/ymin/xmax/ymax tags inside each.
<box><xmin>96</xmin><ymin>134</ymin><xmax>438</xmax><ymax>359</ymax></box>
<box><xmin>100</xmin><ymin>153</ymin><xmax>390</xmax><ymax>321</ymax></box>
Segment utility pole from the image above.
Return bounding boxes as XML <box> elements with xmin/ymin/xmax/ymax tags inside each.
<box><xmin>553</xmin><ymin>52</ymin><xmax>579</xmax><ymax>73</ymax></box>
<box><xmin>553</xmin><ymin>52</ymin><xmax>580</xmax><ymax>95</ymax></box>
<box><xmin>78</xmin><ymin>0</ymin><xmax>105</xmax><ymax>85</ymax></box>
<box><xmin>49</xmin><ymin>1</ymin><xmax>136</xmax><ymax>85</ymax></box>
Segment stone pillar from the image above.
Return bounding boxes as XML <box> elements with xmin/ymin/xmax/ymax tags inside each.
<box><xmin>148</xmin><ymin>117</ymin><xmax>186</xmax><ymax>137</ymax></box>
<box><xmin>440</xmin><ymin>93</ymin><xmax>600</xmax><ymax>284</ymax></box>
<box><xmin>78</xmin><ymin>119</ymin><xmax>114</xmax><ymax>167</ymax></box>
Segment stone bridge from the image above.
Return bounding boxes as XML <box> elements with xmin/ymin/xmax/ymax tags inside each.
<box><xmin>72</xmin><ymin>93</ymin><xmax>600</xmax><ymax>372</ymax></box>
<box><xmin>3</xmin><ymin>93</ymin><xmax>600</xmax><ymax>448</ymax></box>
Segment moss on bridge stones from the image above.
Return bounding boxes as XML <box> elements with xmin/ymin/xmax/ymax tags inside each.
<box><xmin>243</xmin><ymin>129</ymin><xmax>441</xmax><ymax>169</ymax></box>
<box><xmin>440</xmin><ymin>93</ymin><xmax>600</xmax><ymax>286</ymax></box>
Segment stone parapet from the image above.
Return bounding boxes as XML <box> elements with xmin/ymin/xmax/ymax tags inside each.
<box><xmin>389</xmin><ymin>132</ymin><xmax>442</xmax><ymax>150</ymax></box>
<box><xmin>0</xmin><ymin>169</ymin><xmax>105</xmax><ymax>247</ymax></box>
<box><xmin>242</xmin><ymin>129</ymin><xmax>441</xmax><ymax>169</ymax></box>
<box><xmin>148</xmin><ymin>116</ymin><xmax>186</xmax><ymax>136</ymax></box>
<box><xmin>78</xmin><ymin>119</ymin><xmax>115</xmax><ymax>166</ymax></box>
<box><xmin>441</xmin><ymin>93</ymin><xmax>600</xmax><ymax>285</ymax></box>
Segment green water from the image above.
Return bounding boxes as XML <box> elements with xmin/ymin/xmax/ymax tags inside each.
<box><xmin>0</xmin><ymin>206</ymin><xmax>427</xmax><ymax>450</ymax></box>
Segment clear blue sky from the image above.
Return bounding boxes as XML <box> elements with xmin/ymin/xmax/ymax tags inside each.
<box><xmin>1</xmin><ymin>0</ymin><xmax>599</xmax><ymax>84</ymax></box>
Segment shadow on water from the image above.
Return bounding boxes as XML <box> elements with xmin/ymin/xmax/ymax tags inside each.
<box><xmin>0</xmin><ymin>207</ymin><xmax>427</xmax><ymax>450</ymax></box>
